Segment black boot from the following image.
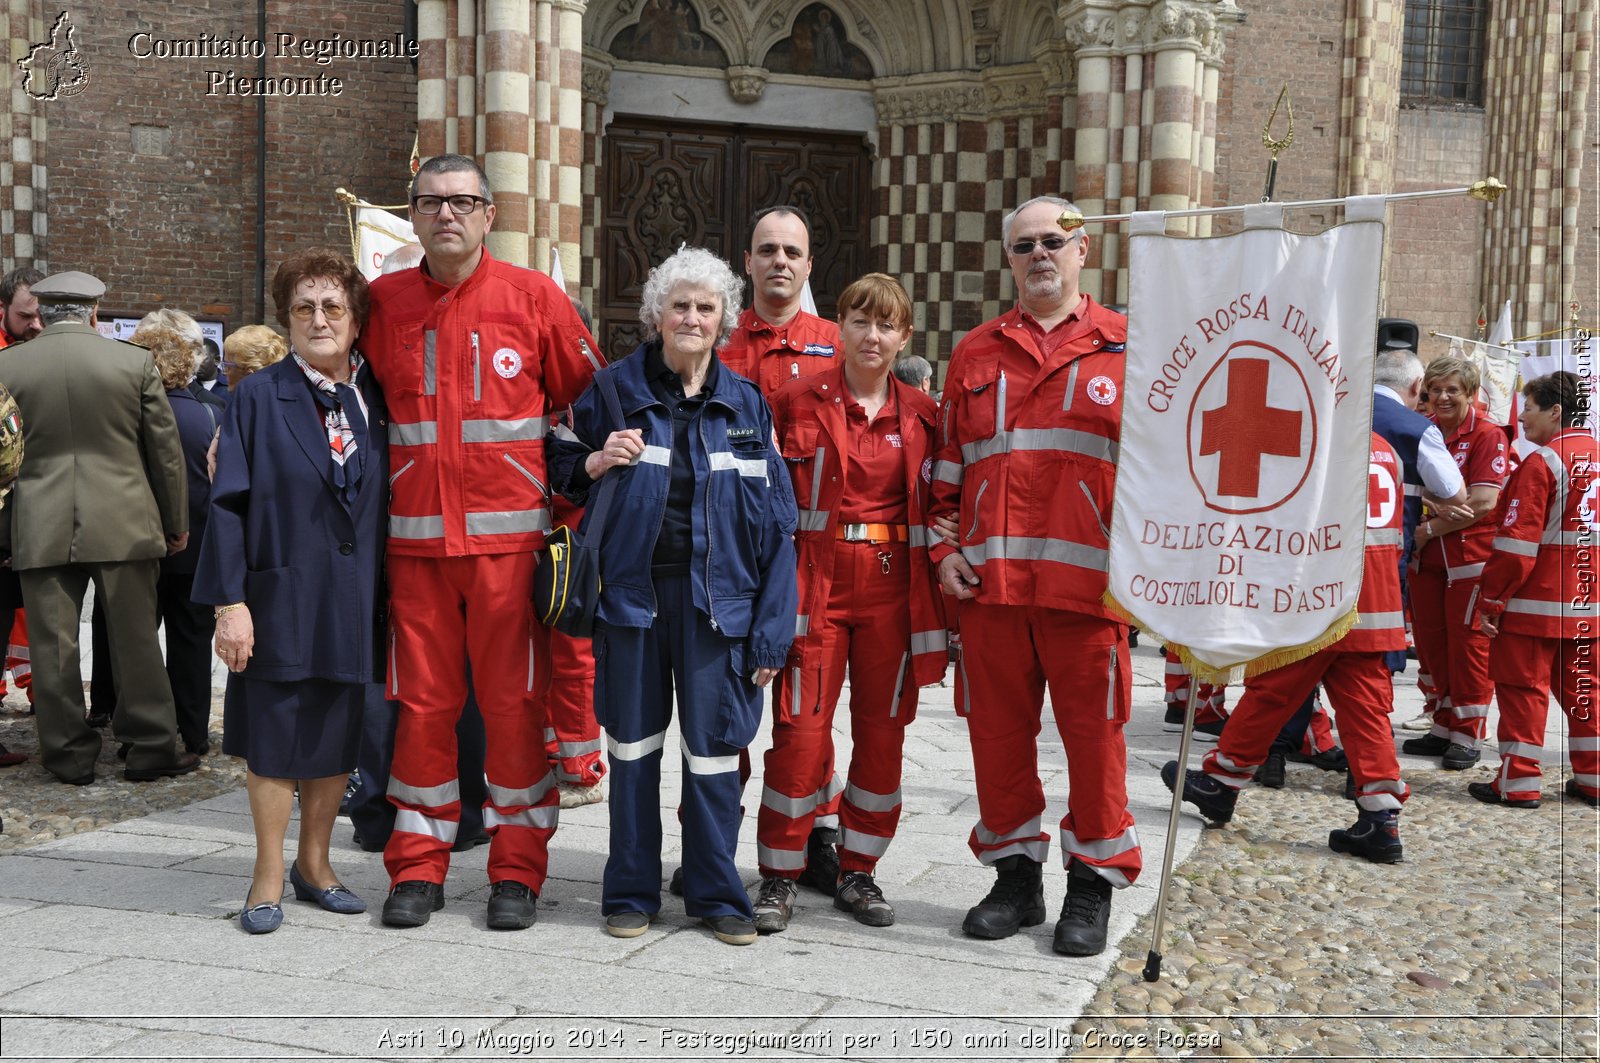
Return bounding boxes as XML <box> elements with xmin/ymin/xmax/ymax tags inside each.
<box><xmin>797</xmin><ymin>826</ymin><xmax>842</xmax><ymax>897</ymax></box>
<box><xmin>1328</xmin><ymin>809</ymin><xmax>1402</xmax><ymax>864</ymax></box>
<box><xmin>961</xmin><ymin>854</ymin><xmax>1045</xmax><ymax>939</ymax></box>
<box><xmin>1253</xmin><ymin>750</ymin><xmax>1287</xmax><ymax>789</ymax></box>
<box><xmin>1053</xmin><ymin>858</ymin><xmax>1113</xmax><ymax>956</ymax></box>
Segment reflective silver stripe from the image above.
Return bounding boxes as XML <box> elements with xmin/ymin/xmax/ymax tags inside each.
<box><xmin>1492</xmin><ymin>535</ymin><xmax>1540</xmax><ymax>557</ymax></box>
<box><xmin>389</xmin><ymin>459</ymin><xmax>415</xmax><ymax>486</ymax></box>
<box><xmin>757</xmin><ymin>843</ymin><xmax>807</xmax><ymax>871</ymax></box>
<box><xmin>790</xmin><ymin>666</ymin><xmax>802</xmax><ymax>716</ymax></box>
<box><xmin>1164</xmin><ymin>660</ymin><xmax>1187</xmax><ymax>676</ymax></box>
<box><xmin>390</xmin><ymin>514</ymin><xmax>445</xmax><ymax>539</ymax></box>
<box><xmin>1452</xmin><ymin>703</ymin><xmax>1490</xmax><ymax>719</ymax></box>
<box><xmin>839</xmin><ymin>828</ymin><xmax>892</xmax><ymax>857</ymax></box>
<box><xmin>608</xmin><ymin>731</ymin><xmax>667</xmax><ymax>761</ymax></box>
<box><xmin>1356</xmin><ymin>790</ymin><xmax>1404</xmax><ymax>812</ymax></box>
<box><xmin>394</xmin><ymin>808</ymin><xmax>458</xmax><ymax>843</ymax></box>
<box><xmin>933</xmin><ymin>459</ymin><xmax>963</xmax><ymax>485</ymax></box>
<box><xmin>387</xmin><ymin>777</ymin><xmax>460</xmax><ymax>807</ymax></box>
<box><xmin>556</xmin><ymin>738</ymin><xmax>603</xmax><ymax>758</ymax></box>
<box><xmin>1105</xmin><ymin>643</ymin><xmax>1118</xmax><ymax>720</ymax></box>
<box><xmin>462</xmin><ymin>417</ymin><xmax>550</xmax><ymax>443</ymax></box>
<box><xmin>708</xmin><ymin>451</ymin><xmax>768</xmax><ymax>481</ymax></box>
<box><xmin>387</xmin><ymin>627</ymin><xmax>399</xmax><ymax>697</ymax></box>
<box><xmin>796</xmin><ymin>509</ymin><xmax>830</xmax><ymax>532</ymax></box>
<box><xmin>1575</xmin><ymin>773</ymin><xmax>1600</xmax><ymax>787</ymax></box>
<box><xmin>761</xmin><ymin>785</ymin><xmax>820</xmax><ymax>818</ymax></box>
<box><xmin>1498</xmin><ymin>741</ymin><xmax>1545</xmax><ymax>761</ymax></box>
<box><xmin>1569</xmin><ymin>737</ymin><xmax>1600</xmax><ymax>752</ymax></box>
<box><xmin>980</xmin><ymin>838</ymin><xmax>1051</xmax><ymax>864</ymax></box>
<box><xmin>962</xmin><ymin>535</ymin><xmax>1109</xmax><ymax>572</ymax></box>
<box><xmin>910</xmin><ymin>628</ymin><xmax>947</xmax><ymax>656</ymax></box>
<box><xmin>1060</xmin><ymin>825</ymin><xmax>1140</xmax><ymax>863</ymax></box>
<box><xmin>795</xmin><ymin>614</ymin><xmax>810</xmax><ymax>637</ymax></box>
<box><xmin>1507</xmin><ymin>597</ymin><xmax>1599</xmax><ymax>616</ymax></box>
<box><xmin>960</xmin><ymin>426</ymin><xmax>1119</xmax><ymax>466</ymax></box>
<box><xmin>579</xmin><ymin>336</ymin><xmax>602</xmax><ymax>371</ymax></box>
<box><xmin>466</xmin><ymin>509</ymin><xmax>552</xmax><ymax>536</ymax></box>
<box><xmin>1445</xmin><ymin>562</ymin><xmax>1485</xmax><ymax>580</ymax></box>
<box><xmin>820</xmin><ymin>773</ymin><xmax>844</xmax><ymax>804</ymax></box>
<box><xmin>543</xmin><ymin>727</ymin><xmax>558</xmax><ymax>742</ymax></box>
<box><xmin>1536</xmin><ymin>446</ymin><xmax>1569</xmax><ymax>546</ymax></box>
<box><xmin>683</xmin><ymin>750</ymin><xmax>741</xmax><ymax>775</ymax></box>
<box><xmin>484</xmin><ymin>804</ymin><xmax>559</xmax><ymax>830</ymax></box>
<box><xmin>1366</xmin><ymin>528</ymin><xmax>1402</xmax><ymax>547</ymax></box>
<box><xmin>909</xmin><ymin>524</ymin><xmax>932</xmax><ymax>548</ymax></box>
<box><xmin>843</xmin><ymin>782</ymin><xmax>902</xmax><ymax>813</ymax></box>
<box><xmin>974</xmin><ymin>815</ymin><xmax>1042</xmax><ymax>846</ymax></box>
<box><xmin>814</xmin><ymin>812</ymin><xmax>840</xmax><ymax>830</ymax></box>
<box><xmin>1359</xmin><ymin>779</ymin><xmax>1408</xmax><ymax>795</ymax></box>
<box><xmin>526</xmin><ymin>635</ymin><xmax>535</xmax><ymax>693</ymax></box>
<box><xmin>639</xmin><ymin>445</ymin><xmax>671</xmax><ymax>466</ymax></box>
<box><xmin>809</xmin><ymin>447</ymin><xmax>826</xmax><ymax>511</ymax></box>
<box><xmin>389</xmin><ymin>420</ymin><xmax>438</xmax><ymax>446</ymax></box>
<box><xmin>1354</xmin><ymin>611</ymin><xmax>1405</xmax><ymax>630</ymax></box>
<box><xmin>487</xmin><ymin>774</ymin><xmax>555</xmax><ymax>808</ymax></box>
<box><xmin>1402</xmin><ymin>482</ymin><xmax>1423</xmax><ymax>497</ymax></box>
<box><xmin>423</xmin><ymin>330</ymin><xmax>437</xmax><ymax>395</ymax></box>
<box><xmin>1063</xmin><ymin>360</ymin><xmax>1080</xmax><ymax>411</ymax></box>
<box><xmin>1210</xmin><ymin>750</ymin><xmax>1253</xmax><ymax>776</ymax></box>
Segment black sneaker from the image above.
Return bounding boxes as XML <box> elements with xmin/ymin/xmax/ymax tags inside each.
<box><xmin>961</xmin><ymin>854</ymin><xmax>1045</xmax><ymax>939</ymax></box>
<box><xmin>796</xmin><ymin>828</ymin><xmax>841</xmax><ymax>897</ymax></box>
<box><xmin>1401</xmin><ymin>733</ymin><xmax>1451</xmax><ymax>757</ymax></box>
<box><xmin>1467</xmin><ymin>780</ymin><xmax>1540</xmax><ymax>808</ymax></box>
<box><xmin>1253</xmin><ymin>750</ymin><xmax>1287</xmax><ymax>789</ymax></box>
<box><xmin>1052</xmin><ymin>859</ymin><xmax>1113</xmax><ymax>956</ymax></box>
<box><xmin>486</xmin><ymin>880</ymin><xmax>537</xmax><ymax>930</ymax></box>
<box><xmin>1441</xmin><ymin>743</ymin><xmax>1480</xmax><ymax>770</ymax></box>
<box><xmin>1567</xmin><ymin>779</ymin><xmax>1600</xmax><ymax>807</ymax></box>
<box><xmin>1328</xmin><ymin>810</ymin><xmax>1403</xmax><ymax>863</ymax></box>
<box><xmin>834</xmin><ymin>871</ymin><xmax>895</xmax><ymax>927</ymax></box>
<box><xmin>604</xmin><ymin>911</ymin><xmax>653</xmax><ymax>938</ymax></box>
<box><xmin>668</xmin><ymin>866</ymin><xmax>685</xmax><ymax>896</ymax></box>
<box><xmin>1160</xmin><ymin>761</ymin><xmax>1238</xmax><ymax>824</ymax></box>
<box><xmin>1288</xmin><ymin>746</ymin><xmax>1348</xmax><ymax>772</ymax></box>
<box><xmin>381</xmin><ymin>880</ymin><xmax>445</xmax><ymax>927</ymax></box>
<box><xmin>701</xmin><ymin>914</ymin><xmax>757</xmax><ymax>945</ymax></box>
<box><xmin>752</xmin><ymin>876</ymin><xmax>798</xmax><ymax>934</ymax></box>
<box><xmin>1163</xmin><ymin>704</ymin><xmax>1224</xmax><ymax>742</ymax></box>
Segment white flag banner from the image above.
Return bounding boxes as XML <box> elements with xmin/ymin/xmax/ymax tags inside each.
<box><xmin>1107</xmin><ymin>198</ymin><xmax>1386</xmax><ymax>678</ymax></box>
<box><xmin>1512</xmin><ymin>336</ymin><xmax>1600</xmax><ymax>456</ymax></box>
<box><xmin>356</xmin><ymin>206</ymin><xmax>416</xmax><ymax>281</ymax></box>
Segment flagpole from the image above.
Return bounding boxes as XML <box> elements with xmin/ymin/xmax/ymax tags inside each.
<box><xmin>1145</xmin><ymin>672</ymin><xmax>1202</xmax><ymax>983</ymax></box>
<box><xmin>1427</xmin><ymin>330</ymin><xmax>1524</xmax><ymax>356</ymax></box>
<box><xmin>1060</xmin><ymin>177</ymin><xmax>1506</xmax><ymax>232</ymax></box>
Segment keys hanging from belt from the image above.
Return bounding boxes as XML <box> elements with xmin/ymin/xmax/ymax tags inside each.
<box><xmin>877</xmin><ymin>549</ymin><xmax>893</xmax><ymax>574</ymax></box>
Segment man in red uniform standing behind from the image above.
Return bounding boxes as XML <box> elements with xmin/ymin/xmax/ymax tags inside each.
<box><xmin>930</xmin><ymin>195</ymin><xmax>1139</xmax><ymax>957</ymax></box>
<box><xmin>365</xmin><ymin>154</ymin><xmax>603</xmax><ymax>930</ymax></box>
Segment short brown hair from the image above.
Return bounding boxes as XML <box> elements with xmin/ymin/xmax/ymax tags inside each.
<box><xmin>222</xmin><ymin>324</ymin><xmax>288</xmax><ymax>388</ymax></box>
<box><xmin>1522</xmin><ymin>370</ymin><xmax>1589</xmax><ymax>428</ymax></box>
<box><xmin>131</xmin><ymin>324</ymin><xmax>197</xmax><ymax>391</ymax></box>
<box><xmin>270</xmin><ymin>249</ymin><xmax>369</xmax><ymax>331</ymax></box>
<box><xmin>836</xmin><ymin>272</ymin><xmax>913</xmax><ymax>334</ymax></box>
<box><xmin>1422</xmin><ymin>355</ymin><xmax>1480</xmax><ymax>399</ymax></box>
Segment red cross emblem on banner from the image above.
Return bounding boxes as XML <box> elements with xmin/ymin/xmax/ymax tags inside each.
<box><xmin>1187</xmin><ymin>342</ymin><xmax>1317</xmax><ymax>515</ymax></box>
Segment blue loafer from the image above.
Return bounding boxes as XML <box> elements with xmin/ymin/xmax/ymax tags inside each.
<box><xmin>290</xmin><ymin>861</ymin><xmax>367</xmax><ymax>914</ymax></box>
<box><xmin>240</xmin><ymin>891</ymin><xmax>283</xmax><ymax>934</ymax></box>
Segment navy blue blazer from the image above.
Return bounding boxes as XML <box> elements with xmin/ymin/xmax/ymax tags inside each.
<box><xmin>162</xmin><ymin>387</ymin><xmax>219</xmax><ymax>577</ymax></box>
<box><xmin>192</xmin><ymin>356</ymin><xmax>388</xmax><ymax>684</ymax></box>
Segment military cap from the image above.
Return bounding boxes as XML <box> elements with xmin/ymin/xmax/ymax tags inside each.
<box><xmin>1376</xmin><ymin>317</ymin><xmax>1419</xmax><ymax>352</ymax></box>
<box><xmin>29</xmin><ymin>271</ymin><xmax>106</xmax><ymax>302</ymax></box>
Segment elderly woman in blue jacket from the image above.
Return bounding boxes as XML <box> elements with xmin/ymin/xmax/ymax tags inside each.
<box><xmin>548</xmin><ymin>246</ymin><xmax>797</xmax><ymax>946</ymax></box>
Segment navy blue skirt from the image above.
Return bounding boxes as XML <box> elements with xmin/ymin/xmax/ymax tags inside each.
<box><xmin>222</xmin><ymin>675</ymin><xmax>364</xmax><ymax>779</ymax></box>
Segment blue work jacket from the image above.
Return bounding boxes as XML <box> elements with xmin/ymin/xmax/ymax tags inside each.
<box><xmin>547</xmin><ymin>342</ymin><xmax>798</xmax><ymax>670</ymax></box>
<box><xmin>192</xmin><ymin>356</ymin><xmax>388</xmax><ymax>684</ymax></box>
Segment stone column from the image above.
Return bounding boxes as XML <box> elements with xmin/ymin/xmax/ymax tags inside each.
<box><xmin>1</xmin><ymin>0</ymin><xmax>45</xmax><ymax>267</ymax></box>
<box><xmin>483</xmin><ymin>0</ymin><xmax>531</xmax><ymax>264</ymax></box>
<box><xmin>1337</xmin><ymin>0</ymin><xmax>1405</xmax><ymax>197</ymax></box>
<box><xmin>579</xmin><ymin>51</ymin><xmax>612</xmax><ymax>309</ymax></box>
<box><xmin>415</xmin><ymin>0</ymin><xmax>448</xmax><ymax>158</ymax></box>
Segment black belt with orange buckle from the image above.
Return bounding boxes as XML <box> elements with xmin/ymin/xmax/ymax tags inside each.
<box><xmin>836</xmin><ymin>523</ymin><xmax>909</xmax><ymax>544</ymax></box>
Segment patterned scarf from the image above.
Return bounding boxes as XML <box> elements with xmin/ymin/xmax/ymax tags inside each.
<box><xmin>292</xmin><ymin>349</ymin><xmax>368</xmax><ymax>504</ymax></box>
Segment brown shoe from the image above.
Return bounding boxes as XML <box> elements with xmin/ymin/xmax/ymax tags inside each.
<box><xmin>124</xmin><ymin>751</ymin><xmax>201</xmax><ymax>782</ymax></box>
<box><xmin>0</xmin><ymin>743</ymin><xmax>26</xmax><ymax>767</ymax></box>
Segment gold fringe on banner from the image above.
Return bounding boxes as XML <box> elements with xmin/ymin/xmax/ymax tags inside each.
<box><xmin>1103</xmin><ymin>592</ymin><xmax>1360</xmax><ymax>685</ymax></box>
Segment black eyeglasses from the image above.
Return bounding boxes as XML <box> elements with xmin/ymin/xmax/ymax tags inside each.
<box><xmin>1007</xmin><ymin>234</ymin><xmax>1075</xmax><ymax>256</ymax></box>
<box><xmin>411</xmin><ymin>194</ymin><xmax>490</xmax><ymax>216</ymax></box>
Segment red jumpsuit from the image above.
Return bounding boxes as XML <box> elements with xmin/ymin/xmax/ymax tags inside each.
<box><xmin>1473</xmin><ymin>427</ymin><xmax>1600</xmax><ymax>802</ymax></box>
<box><xmin>718</xmin><ymin>308</ymin><xmax>841</xmax><ymax>403</ymax></box>
<box><xmin>760</xmin><ymin>367</ymin><xmax>946</xmax><ymax>877</ymax></box>
<box><xmin>1411</xmin><ymin>407</ymin><xmax>1508</xmax><ymax>748</ymax></box>
<box><xmin>541</xmin><ymin>495</ymin><xmax>603</xmax><ymax>789</ymax></box>
<box><xmin>1202</xmin><ymin>434</ymin><xmax>1411</xmax><ymax>812</ymax></box>
<box><xmin>930</xmin><ymin>296</ymin><xmax>1141</xmax><ymax>888</ymax></box>
<box><xmin>366</xmin><ymin>251</ymin><xmax>602</xmax><ymax>891</ymax></box>
<box><xmin>1162</xmin><ymin>646</ymin><xmax>1228</xmax><ymax>726</ymax></box>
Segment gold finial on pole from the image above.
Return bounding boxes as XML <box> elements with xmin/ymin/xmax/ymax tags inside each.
<box><xmin>1059</xmin><ymin>209</ymin><xmax>1086</xmax><ymax>234</ymax></box>
<box><xmin>334</xmin><ymin>187</ymin><xmax>359</xmax><ymax>206</ymax></box>
<box><xmin>1260</xmin><ymin>85</ymin><xmax>1294</xmax><ymax>202</ymax></box>
<box><xmin>1468</xmin><ymin>177</ymin><xmax>1506</xmax><ymax>202</ymax></box>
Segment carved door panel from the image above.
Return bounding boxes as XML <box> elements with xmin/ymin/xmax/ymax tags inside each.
<box><xmin>599</xmin><ymin>117</ymin><xmax>868</xmax><ymax>361</ymax></box>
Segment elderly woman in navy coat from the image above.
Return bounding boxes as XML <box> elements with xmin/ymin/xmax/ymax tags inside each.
<box><xmin>194</xmin><ymin>248</ymin><xmax>387</xmax><ymax>934</ymax></box>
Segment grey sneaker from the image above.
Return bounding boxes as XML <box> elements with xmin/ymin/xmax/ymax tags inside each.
<box><xmin>604</xmin><ymin>910</ymin><xmax>652</xmax><ymax>938</ymax></box>
<box><xmin>753</xmin><ymin>876</ymin><xmax>798</xmax><ymax>934</ymax></box>
<box><xmin>701</xmin><ymin>915</ymin><xmax>757</xmax><ymax>945</ymax></box>
<box><xmin>558</xmin><ymin>782</ymin><xmax>604</xmax><ymax>809</ymax></box>
<box><xmin>833</xmin><ymin>871</ymin><xmax>895</xmax><ymax>927</ymax></box>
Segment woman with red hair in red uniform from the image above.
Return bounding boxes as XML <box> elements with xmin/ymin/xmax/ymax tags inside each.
<box><xmin>1472</xmin><ymin>371</ymin><xmax>1600</xmax><ymax>808</ymax></box>
<box><xmin>753</xmin><ymin>273</ymin><xmax>947</xmax><ymax>932</ymax></box>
